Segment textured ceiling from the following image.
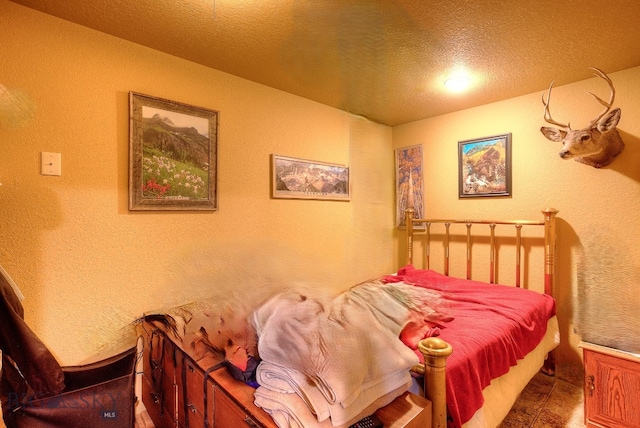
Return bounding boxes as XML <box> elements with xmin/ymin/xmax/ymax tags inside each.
<box><xmin>10</xmin><ymin>0</ymin><xmax>640</xmax><ymax>126</ymax></box>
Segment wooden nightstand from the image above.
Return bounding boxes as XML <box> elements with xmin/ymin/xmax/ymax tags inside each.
<box><xmin>581</xmin><ymin>342</ymin><xmax>640</xmax><ymax>428</ymax></box>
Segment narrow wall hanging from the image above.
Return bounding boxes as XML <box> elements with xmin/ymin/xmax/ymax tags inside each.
<box><xmin>395</xmin><ymin>144</ymin><xmax>424</xmax><ymax>228</ymax></box>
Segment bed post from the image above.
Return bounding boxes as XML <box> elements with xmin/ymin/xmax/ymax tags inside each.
<box><xmin>542</xmin><ymin>207</ymin><xmax>558</xmax><ymax>376</ymax></box>
<box><xmin>542</xmin><ymin>208</ymin><xmax>558</xmax><ymax>296</ymax></box>
<box><xmin>406</xmin><ymin>208</ymin><xmax>415</xmax><ymax>265</ymax></box>
<box><xmin>418</xmin><ymin>337</ymin><xmax>453</xmax><ymax>428</ymax></box>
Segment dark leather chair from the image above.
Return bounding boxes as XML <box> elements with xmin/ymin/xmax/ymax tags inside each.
<box><xmin>1</xmin><ymin>269</ymin><xmax>137</xmax><ymax>428</ymax></box>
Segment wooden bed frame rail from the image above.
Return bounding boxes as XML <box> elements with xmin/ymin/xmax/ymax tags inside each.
<box><xmin>405</xmin><ymin>208</ymin><xmax>558</xmax><ymax>428</ymax></box>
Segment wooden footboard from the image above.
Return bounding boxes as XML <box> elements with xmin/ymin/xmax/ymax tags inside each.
<box><xmin>404</xmin><ymin>207</ymin><xmax>558</xmax><ymax>428</ymax></box>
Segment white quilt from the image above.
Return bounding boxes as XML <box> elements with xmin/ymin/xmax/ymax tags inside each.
<box><xmin>252</xmin><ymin>280</ymin><xmax>449</xmax><ymax>427</ymax></box>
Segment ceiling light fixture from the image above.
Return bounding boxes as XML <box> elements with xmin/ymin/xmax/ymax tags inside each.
<box><xmin>444</xmin><ymin>74</ymin><xmax>471</xmax><ymax>92</ymax></box>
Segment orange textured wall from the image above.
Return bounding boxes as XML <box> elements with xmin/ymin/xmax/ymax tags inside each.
<box><xmin>0</xmin><ymin>1</ymin><xmax>394</xmax><ymax>365</ymax></box>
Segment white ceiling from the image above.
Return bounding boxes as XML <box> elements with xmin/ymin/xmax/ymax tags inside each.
<box><xmin>10</xmin><ymin>0</ymin><xmax>640</xmax><ymax>126</ymax></box>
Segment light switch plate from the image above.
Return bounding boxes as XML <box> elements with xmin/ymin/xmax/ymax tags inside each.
<box><xmin>41</xmin><ymin>152</ymin><xmax>61</xmax><ymax>176</ymax></box>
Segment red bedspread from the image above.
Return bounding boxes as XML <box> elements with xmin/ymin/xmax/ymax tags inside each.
<box><xmin>382</xmin><ymin>265</ymin><xmax>556</xmax><ymax>427</ymax></box>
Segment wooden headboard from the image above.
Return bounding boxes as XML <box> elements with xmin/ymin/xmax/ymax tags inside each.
<box><xmin>404</xmin><ymin>207</ymin><xmax>559</xmax><ymax>428</ymax></box>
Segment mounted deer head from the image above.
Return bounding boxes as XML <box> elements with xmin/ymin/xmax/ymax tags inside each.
<box><xmin>540</xmin><ymin>67</ymin><xmax>624</xmax><ymax>168</ymax></box>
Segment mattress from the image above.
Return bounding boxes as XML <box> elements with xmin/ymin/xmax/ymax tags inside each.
<box><xmin>463</xmin><ymin>315</ymin><xmax>560</xmax><ymax>428</ymax></box>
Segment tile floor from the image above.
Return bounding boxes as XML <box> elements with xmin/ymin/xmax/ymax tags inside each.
<box><xmin>500</xmin><ymin>364</ymin><xmax>585</xmax><ymax>428</ymax></box>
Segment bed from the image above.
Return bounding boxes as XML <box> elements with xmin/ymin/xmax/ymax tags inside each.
<box><xmin>402</xmin><ymin>207</ymin><xmax>560</xmax><ymax>428</ymax></box>
<box><xmin>138</xmin><ymin>207</ymin><xmax>559</xmax><ymax>428</ymax></box>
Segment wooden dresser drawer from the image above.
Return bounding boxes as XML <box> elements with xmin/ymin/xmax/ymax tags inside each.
<box><xmin>140</xmin><ymin>322</ymin><xmax>178</xmax><ymax>384</ymax></box>
<box><xmin>176</xmin><ymin>354</ymin><xmax>215</xmax><ymax>428</ymax></box>
<box><xmin>139</xmin><ymin>321</ymin><xmax>179</xmax><ymax>428</ymax></box>
<box><xmin>209</xmin><ymin>368</ymin><xmax>277</xmax><ymax>428</ymax></box>
<box><xmin>142</xmin><ymin>376</ymin><xmax>176</xmax><ymax>428</ymax></box>
<box><xmin>214</xmin><ymin>387</ymin><xmax>262</xmax><ymax>428</ymax></box>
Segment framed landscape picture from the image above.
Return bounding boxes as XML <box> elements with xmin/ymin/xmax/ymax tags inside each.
<box><xmin>458</xmin><ymin>133</ymin><xmax>512</xmax><ymax>198</ymax></box>
<box><xmin>271</xmin><ymin>155</ymin><xmax>350</xmax><ymax>201</ymax></box>
<box><xmin>129</xmin><ymin>92</ymin><xmax>218</xmax><ymax>210</ymax></box>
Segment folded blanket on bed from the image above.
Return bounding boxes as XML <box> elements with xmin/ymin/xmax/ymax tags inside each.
<box><xmin>254</xmin><ymin>377</ymin><xmax>412</xmax><ymax>428</ymax></box>
<box><xmin>256</xmin><ymin>361</ymin><xmax>331</xmax><ymax>421</ymax></box>
<box><xmin>256</xmin><ymin>361</ymin><xmax>412</xmax><ymax>425</ymax></box>
<box><xmin>254</xmin><ymin>386</ymin><xmax>333</xmax><ymax>428</ymax></box>
<box><xmin>252</xmin><ymin>280</ymin><xmax>451</xmax><ymax>427</ymax></box>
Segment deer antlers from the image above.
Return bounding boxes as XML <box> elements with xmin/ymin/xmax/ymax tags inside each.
<box><xmin>586</xmin><ymin>67</ymin><xmax>615</xmax><ymax>127</ymax></box>
<box><xmin>542</xmin><ymin>80</ymin><xmax>570</xmax><ymax>129</ymax></box>
<box><xmin>541</xmin><ymin>67</ymin><xmax>616</xmax><ymax>130</ymax></box>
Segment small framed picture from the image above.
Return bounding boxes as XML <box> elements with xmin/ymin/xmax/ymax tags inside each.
<box><xmin>129</xmin><ymin>92</ymin><xmax>218</xmax><ymax>211</ymax></box>
<box><xmin>458</xmin><ymin>133</ymin><xmax>512</xmax><ymax>198</ymax></box>
<box><xmin>271</xmin><ymin>155</ymin><xmax>350</xmax><ymax>201</ymax></box>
